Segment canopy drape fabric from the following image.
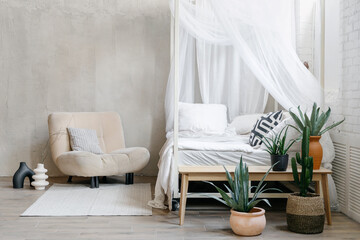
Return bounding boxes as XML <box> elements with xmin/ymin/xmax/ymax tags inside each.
<box><xmin>166</xmin><ymin>0</ymin><xmax>323</xmax><ymax>132</ymax></box>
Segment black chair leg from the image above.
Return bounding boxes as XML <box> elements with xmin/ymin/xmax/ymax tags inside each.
<box><xmin>102</xmin><ymin>176</ymin><xmax>107</xmax><ymax>183</ymax></box>
<box><xmin>125</xmin><ymin>173</ymin><xmax>134</xmax><ymax>185</ymax></box>
<box><xmin>95</xmin><ymin>176</ymin><xmax>99</xmax><ymax>188</ymax></box>
<box><xmin>67</xmin><ymin>176</ymin><xmax>72</xmax><ymax>183</ymax></box>
<box><xmin>172</xmin><ymin>199</ymin><xmax>180</xmax><ymax>211</ymax></box>
<box><xmin>90</xmin><ymin>177</ymin><xmax>96</xmax><ymax>188</ymax></box>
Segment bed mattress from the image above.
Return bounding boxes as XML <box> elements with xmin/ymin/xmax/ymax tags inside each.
<box><xmin>178</xmin><ymin>150</ymin><xmax>297</xmax><ymax>167</ymax></box>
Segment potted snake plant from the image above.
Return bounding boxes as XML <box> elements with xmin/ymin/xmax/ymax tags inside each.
<box><xmin>289</xmin><ymin>102</ymin><xmax>344</xmax><ymax>169</ymax></box>
<box><xmin>262</xmin><ymin>126</ymin><xmax>297</xmax><ymax>171</ymax></box>
<box><xmin>286</xmin><ymin>126</ymin><xmax>325</xmax><ymax>234</ymax></box>
<box><xmin>207</xmin><ymin>157</ymin><xmax>280</xmax><ymax>236</ymax></box>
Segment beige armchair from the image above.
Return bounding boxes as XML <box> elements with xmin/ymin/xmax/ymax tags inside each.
<box><xmin>48</xmin><ymin>112</ymin><xmax>150</xmax><ymax>188</ymax></box>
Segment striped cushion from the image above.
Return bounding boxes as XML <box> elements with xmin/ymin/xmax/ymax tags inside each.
<box><xmin>67</xmin><ymin>128</ymin><xmax>103</xmax><ymax>154</ymax></box>
<box><xmin>249</xmin><ymin>111</ymin><xmax>283</xmax><ymax>148</ymax></box>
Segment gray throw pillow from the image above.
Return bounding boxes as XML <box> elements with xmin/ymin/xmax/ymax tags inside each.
<box><xmin>67</xmin><ymin>128</ymin><xmax>103</xmax><ymax>154</ymax></box>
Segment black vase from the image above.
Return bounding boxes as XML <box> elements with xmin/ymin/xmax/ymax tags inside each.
<box><xmin>271</xmin><ymin>154</ymin><xmax>289</xmax><ymax>171</ymax></box>
<box><xmin>13</xmin><ymin>162</ymin><xmax>35</xmax><ymax>188</ymax></box>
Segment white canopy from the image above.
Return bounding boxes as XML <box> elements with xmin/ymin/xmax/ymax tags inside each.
<box><xmin>166</xmin><ymin>0</ymin><xmax>323</xmax><ymax>132</ymax></box>
<box><xmin>148</xmin><ymin>0</ymin><xmax>338</xmax><ymax>211</ymax></box>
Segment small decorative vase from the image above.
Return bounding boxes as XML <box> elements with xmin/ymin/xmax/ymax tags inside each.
<box><xmin>229</xmin><ymin>207</ymin><xmax>266</xmax><ymax>236</ymax></box>
<box><xmin>309</xmin><ymin>136</ymin><xmax>323</xmax><ymax>170</ymax></box>
<box><xmin>286</xmin><ymin>193</ymin><xmax>325</xmax><ymax>234</ymax></box>
<box><xmin>271</xmin><ymin>154</ymin><xmax>289</xmax><ymax>171</ymax></box>
<box><xmin>31</xmin><ymin>163</ymin><xmax>49</xmax><ymax>190</ymax></box>
<box><xmin>13</xmin><ymin>162</ymin><xmax>35</xmax><ymax>188</ymax></box>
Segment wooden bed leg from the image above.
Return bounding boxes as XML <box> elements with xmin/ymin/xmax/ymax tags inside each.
<box><xmin>179</xmin><ymin>174</ymin><xmax>189</xmax><ymax>226</ymax></box>
<box><xmin>315</xmin><ymin>181</ymin><xmax>320</xmax><ymax>195</ymax></box>
<box><xmin>321</xmin><ymin>174</ymin><xmax>332</xmax><ymax>225</ymax></box>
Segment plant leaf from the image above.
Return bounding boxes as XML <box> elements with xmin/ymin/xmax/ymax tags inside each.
<box><xmin>224</xmin><ymin>166</ymin><xmax>234</xmax><ymax>191</ymax></box>
<box><xmin>205</xmin><ymin>181</ymin><xmax>233</xmax><ymax>208</ymax></box>
<box><xmin>289</xmin><ymin>110</ymin><xmax>304</xmax><ymax>131</ymax></box>
<box><xmin>304</xmin><ymin>114</ymin><xmax>312</xmax><ymax>135</ymax></box>
<box><xmin>313</xmin><ymin>108</ymin><xmax>331</xmax><ymax>135</ymax></box>
<box><xmin>297</xmin><ymin>106</ymin><xmax>306</xmax><ymax>123</ymax></box>
<box><xmin>248</xmin><ymin>199</ymin><xmax>271</xmax><ymax>210</ymax></box>
<box><xmin>310</xmin><ymin>102</ymin><xmax>317</xmax><ymax>125</ymax></box>
<box><xmin>319</xmin><ymin>118</ymin><xmax>345</xmax><ymax>135</ymax></box>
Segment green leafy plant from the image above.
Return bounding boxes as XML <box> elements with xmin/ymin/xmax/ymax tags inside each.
<box><xmin>289</xmin><ymin>102</ymin><xmax>344</xmax><ymax>136</ymax></box>
<box><xmin>262</xmin><ymin>126</ymin><xmax>297</xmax><ymax>155</ymax></box>
<box><xmin>206</xmin><ymin>157</ymin><xmax>281</xmax><ymax>212</ymax></box>
<box><xmin>291</xmin><ymin>126</ymin><xmax>313</xmax><ymax>197</ymax></box>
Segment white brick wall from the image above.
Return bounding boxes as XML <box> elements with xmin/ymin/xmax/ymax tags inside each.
<box><xmin>332</xmin><ymin>0</ymin><xmax>360</xmax><ymax>135</ymax></box>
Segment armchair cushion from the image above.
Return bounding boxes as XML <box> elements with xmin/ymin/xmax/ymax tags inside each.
<box><xmin>56</xmin><ymin>147</ymin><xmax>150</xmax><ymax>177</ymax></box>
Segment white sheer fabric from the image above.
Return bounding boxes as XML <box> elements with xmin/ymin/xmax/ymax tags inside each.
<box><xmin>166</xmin><ymin>0</ymin><xmax>323</xmax><ymax>132</ymax></box>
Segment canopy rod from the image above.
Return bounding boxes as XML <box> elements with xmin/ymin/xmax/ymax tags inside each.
<box><xmin>173</xmin><ymin>0</ymin><xmax>180</xmax><ymax>184</ymax></box>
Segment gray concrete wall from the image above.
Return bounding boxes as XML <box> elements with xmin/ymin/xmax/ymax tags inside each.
<box><xmin>0</xmin><ymin>0</ymin><xmax>170</xmax><ymax>176</ymax></box>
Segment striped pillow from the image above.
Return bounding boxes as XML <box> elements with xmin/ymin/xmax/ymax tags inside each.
<box><xmin>67</xmin><ymin>128</ymin><xmax>103</xmax><ymax>154</ymax></box>
<box><xmin>249</xmin><ymin>111</ymin><xmax>283</xmax><ymax>148</ymax></box>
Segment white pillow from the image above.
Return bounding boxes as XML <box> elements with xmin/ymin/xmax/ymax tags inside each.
<box><xmin>178</xmin><ymin>102</ymin><xmax>228</xmax><ymax>134</ymax></box>
<box><xmin>230</xmin><ymin>114</ymin><xmax>264</xmax><ymax>135</ymax></box>
<box><xmin>261</xmin><ymin>117</ymin><xmax>301</xmax><ymax>152</ymax></box>
<box><xmin>67</xmin><ymin>128</ymin><xmax>104</xmax><ymax>154</ymax></box>
<box><xmin>282</xmin><ymin>111</ymin><xmax>291</xmax><ymax>119</ymax></box>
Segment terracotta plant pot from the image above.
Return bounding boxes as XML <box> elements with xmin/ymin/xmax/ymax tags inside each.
<box><xmin>229</xmin><ymin>207</ymin><xmax>266</xmax><ymax>236</ymax></box>
<box><xmin>286</xmin><ymin>193</ymin><xmax>325</xmax><ymax>234</ymax></box>
<box><xmin>309</xmin><ymin>136</ymin><xmax>323</xmax><ymax>170</ymax></box>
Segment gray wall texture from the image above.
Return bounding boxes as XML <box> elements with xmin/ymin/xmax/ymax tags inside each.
<box><xmin>0</xmin><ymin>0</ymin><xmax>170</xmax><ymax>176</ymax></box>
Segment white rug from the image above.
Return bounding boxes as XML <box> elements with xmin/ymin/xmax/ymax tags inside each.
<box><xmin>21</xmin><ymin>183</ymin><xmax>152</xmax><ymax>216</ymax></box>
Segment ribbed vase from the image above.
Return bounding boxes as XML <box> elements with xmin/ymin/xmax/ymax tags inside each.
<box><xmin>31</xmin><ymin>163</ymin><xmax>49</xmax><ymax>190</ymax></box>
<box><xmin>309</xmin><ymin>136</ymin><xmax>323</xmax><ymax>170</ymax></box>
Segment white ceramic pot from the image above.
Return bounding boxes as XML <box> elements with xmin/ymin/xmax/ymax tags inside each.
<box><xmin>31</xmin><ymin>163</ymin><xmax>49</xmax><ymax>190</ymax></box>
<box><xmin>229</xmin><ymin>207</ymin><xmax>266</xmax><ymax>236</ymax></box>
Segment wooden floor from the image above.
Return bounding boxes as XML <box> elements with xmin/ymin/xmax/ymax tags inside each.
<box><xmin>1</xmin><ymin>176</ymin><xmax>360</xmax><ymax>240</ymax></box>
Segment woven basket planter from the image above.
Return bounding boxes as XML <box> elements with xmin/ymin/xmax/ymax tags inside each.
<box><xmin>286</xmin><ymin>193</ymin><xmax>325</xmax><ymax>234</ymax></box>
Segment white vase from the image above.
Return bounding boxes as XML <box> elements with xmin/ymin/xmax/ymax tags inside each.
<box><xmin>31</xmin><ymin>163</ymin><xmax>49</xmax><ymax>190</ymax></box>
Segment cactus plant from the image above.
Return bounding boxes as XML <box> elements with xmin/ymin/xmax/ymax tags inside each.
<box><xmin>291</xmin><ymin>126</ymin><xmax>313</xmax><ymax>197</ymax></box>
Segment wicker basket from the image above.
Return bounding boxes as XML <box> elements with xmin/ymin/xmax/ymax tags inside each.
<box><xmin>286</xmin><ymin>193</ymin><xmax>325</xmax><ymax>234</ymax></box>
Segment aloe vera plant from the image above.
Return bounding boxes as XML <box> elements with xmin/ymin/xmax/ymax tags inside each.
<box><xmin>289</xmin><ymin>102</ymin><xmax>344</xmax><ymax>136</ymax></box>
<box><xmin>207</xmin><ymin>157</ymin><xmax>280</xmax><ymax>212</ymax></box>
<box><xmin>262</xmin><ymin>126</ymin><xmax>297</xmax><ymax>155</ymax></box>
<box><xmin>291</xmin><ymin>126</ymin><xmax>313</xmax><ymax>197</ymax></box>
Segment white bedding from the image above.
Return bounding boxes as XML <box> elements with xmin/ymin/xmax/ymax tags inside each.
<box><xmin>179</xmin><ymin>150</ymin><xmax>272</xmax><ymax>166</ymax></box>
<box><xmin>148</xmin><ymin>132</ymin><xmax>337</xmax><ymax>210</ymax></box>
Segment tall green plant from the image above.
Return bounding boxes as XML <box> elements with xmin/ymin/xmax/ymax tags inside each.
<box><xmin>207</xmin><ymin>157</ymin><xmax>280</xmax><ymax>212</ymax></box>
<box><xmin>289</xmin><ymin>102</ymin><xmax>344</xmax><ymax>136</ymax></box>
<box><xmin>291</xmin><ymin>126</ymin><xmax>313</xmax><ymax>197</ymax></box>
